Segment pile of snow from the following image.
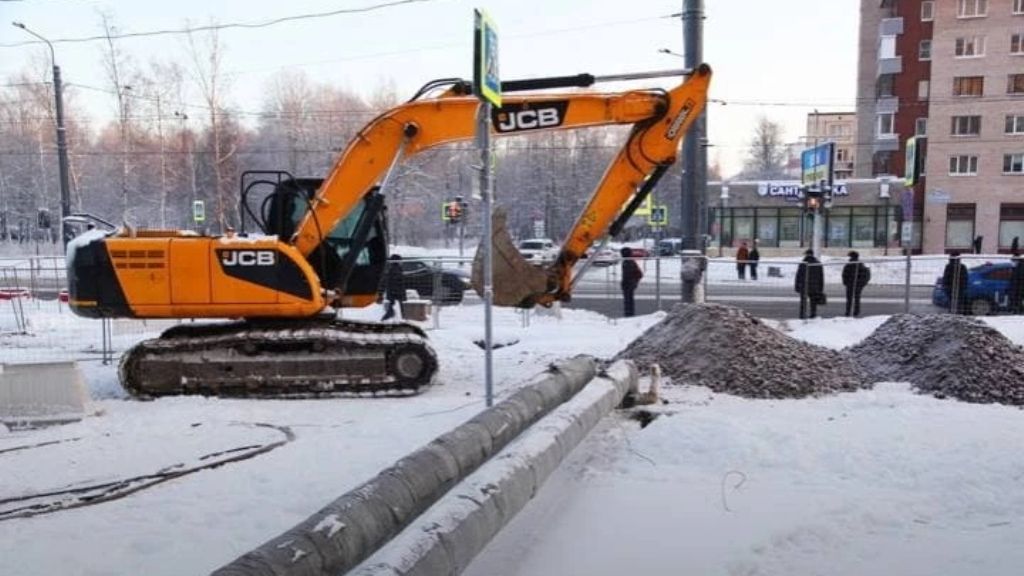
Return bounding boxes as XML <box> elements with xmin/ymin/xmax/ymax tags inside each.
<box><xmin>615</xmin><ymin>303</ymin><xmax>865</xmax><ymax>398</ymax></box>
<box><xmin>849</xmin><ymin>314</ymin><xmax>1024</xmax><ymax>405</ymax></box>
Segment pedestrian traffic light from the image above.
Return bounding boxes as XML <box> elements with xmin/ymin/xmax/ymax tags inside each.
<box><xmin>442</xmin><ymin>200</ymin><xmax>464</xmax><ymax>223</ymax></box>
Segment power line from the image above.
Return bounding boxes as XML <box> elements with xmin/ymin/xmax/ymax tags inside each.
<box><xmin>0</xmin><ymin>0</ymin><xmax>438</xmax><ymax>48</ymax></box>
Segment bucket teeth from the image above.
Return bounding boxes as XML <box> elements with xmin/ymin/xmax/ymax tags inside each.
<box><xmin>471</xmin><ymin>207</ymin><xmax>553</xmax><ymax>308</ymax></box>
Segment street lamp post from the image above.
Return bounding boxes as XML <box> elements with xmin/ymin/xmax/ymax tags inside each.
<box><xmin>12</xmin><ymin>22</ymin><xmax>71</xmax><ymax>250</ymax></box>
<box><xmin>718</xmin><ymin>184</ymin><xmax>729</xmax><ymax>257</ymax></box>
<box><xmin>879</xmin><ymin>177</ymin><xmax>892</xmax><ymax>256</ymax></box>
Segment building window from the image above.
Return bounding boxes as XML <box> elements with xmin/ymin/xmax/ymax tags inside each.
<box><xmin>1006</xmin><ymin>114</ymin><xmax>1024</xmax><ymax>133</ymax></box>
<box><xmin>916</xmin><ymin>117</ymin><xmax>928</xmax><ymax>136</ymax></box>
<box><xmin>951</xmin><ymin>115</ymin><xmax>982</xmax><ymax>136</ymax></box>
<box><xmin>958</xmin><ymin>0</ymin><xmax>987</xmax><ymax>18</ymax></box>
<box><xmin>955</xmin><ymin>36</ymin><xmax>987</xmax><ymax>57</ymax></box>
<box><xmin>877</xmin><ymin>74</ymin><xmax>896</xmax><ymax>98</ymax></box>
<box><xmin>1000</xmin><ymin>204</ymin><xmax>1024</xmax><ymax>249</ymax></box>
<box><xmin>922</xmin><ymin>1</ymin><xmax>935</xmax><ymax>21</ymax></box>
<box><xmin>919</xmin><ymin>39</ymin><xmax>932</xmax><ymax>60</ymax></box>
<box><xmin>1013</xmin><ymin>34</ymin><xmax>1024</xmax><ymax>54</ymax></box>
<box><xmin>1009</xmin><ymin>74</ymin><xmax>1024</xmax><ymax>94</ymax></box>
<box><xmin>946</xmin><ymin>204</ymin><xmax>976</xmax><ymax>249</ymax></box>
<box><xmin>954</xmin><ymin>76</ymin><xmax>985</xmax><ymax>96</ymax></box>
<box><xmin>1015</xmin><ymin>0</ymin><xmax>1024</xmax><ymax>15</ymax></box>
<box><xmin>949</xmin><ymin>155</ymin><xmax>979</xmax><ymax>175</ymax></box>
<box><xmin>918</xmin><ymin>80</ymin><xmax>930</xmax><ymax>100</ymax></box>
<box><xmin>1004</xmin><ymin>153</ymin><xmax>1024</xmax><ymax>173</ymax></box>
<box><xmin>878</xmin><ymin>113</ymin><xmax>896</xmax><ymax>137</ymax></box>
<box><xmin>880</xmin><ymin>36</ymin><xmax>897</xmax><ymax>59</ymax></box>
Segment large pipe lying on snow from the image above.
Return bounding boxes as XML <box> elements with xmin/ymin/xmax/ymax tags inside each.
<box><xmin>212</xmin><ymin>355</ymin><xmax>601</xmax><ymax>576</ymax></box>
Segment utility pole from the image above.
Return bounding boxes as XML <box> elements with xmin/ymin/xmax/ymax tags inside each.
<box><xmin>13</xmin><ymin>22</ymin><xmax>71</xmax><ymax>249</ymax></box>
<box><xmin>680</xmin><ymin>0</ymin><xmax>706</xmax><ymax>302</ymax></box>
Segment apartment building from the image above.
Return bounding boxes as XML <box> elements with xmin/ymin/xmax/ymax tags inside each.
<box><xmin>806</xmin><ymin>112</ymin><xmax>857</xmax><ymax>180</ymax></box>
<box><xmin>923</xmin><ymin>0</ymin><xmax>1024</xmax><ymax>253</ymax></box>
<box><xmin>856</xmin><ymin>0</ymin><xmax>933</xmax><ymax>250</ymax></box>
<box><xmin>858</xmin><ymin>0</ymin><xmax>1024</xmax><ymax>253</ymax></box>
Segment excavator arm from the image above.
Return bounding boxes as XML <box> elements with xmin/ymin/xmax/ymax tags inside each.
<box><xmin>292</xmin><ymin>64</ymin><xmax>711</xmax><ymax>306</ymax></box>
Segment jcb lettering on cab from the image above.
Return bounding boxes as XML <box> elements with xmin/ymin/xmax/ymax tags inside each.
<box><xmin>220</xmin><ymin>250</ymin><xmax>276</xmax><ymax>267</ymax></box>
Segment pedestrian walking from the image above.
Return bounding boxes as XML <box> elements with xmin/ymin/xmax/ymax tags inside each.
<box><xmin>381</xmin><ymin>254</ymin><xmax>406</xmax><ymax>321</ymax></box>
<box><xmin>620</xmin><ymin>247</ymin><xmax>643</xmax><ymax>317</ymax></box>
<box><xmin>973</xmin><ymin>235</ymin><xmax>984</xmax><ymax>255</ymax></box>
<box><xmin>795</xmin><ymin>249</ymin><xmax>825</xmax><ymax>319</ymax></box>
<box><xmin>749</xmin><ymin>239</ymin><xmax>761</xmax><ymax>281</ymax></box>
<box><xmin>942</xmin><ymin>252</ymin><xmax>969</xmax><ymax>315</ymax></box>
<box><xmin>735</xmin><ymin>241</ymin><xmax>750</xmax><ymax>280</ymax></box>
<box><xmin>1011</xmin><ymin>247</ymin><xmax>1024</xmax><ymax>314</ymax></box>
<box><xmin>841</xmin><ymin>251</ymin><xmax>871</xmax><ymax>318</ymax></box>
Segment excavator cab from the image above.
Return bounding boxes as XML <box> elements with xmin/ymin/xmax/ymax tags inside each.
<box><xmin>240</xmin><ymin>172</ymin><xmax>388</xmax><ymax>305</ymax></box>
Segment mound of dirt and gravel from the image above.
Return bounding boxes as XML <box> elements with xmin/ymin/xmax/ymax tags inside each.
<box><xmin>848</xmin><ymin>314</ymin><xmax>1024</xmax><ymax>405</ymax></box>
<box><xmin>616</xmin><ymin>303</ymin><xmax>867</xmax><ymax>399</ymax></box>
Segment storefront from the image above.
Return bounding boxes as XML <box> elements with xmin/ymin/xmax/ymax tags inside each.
<box><xmin>707</xmin><ymin>180</ymin><xmax>919</xmax><ymax>252</ymax></box>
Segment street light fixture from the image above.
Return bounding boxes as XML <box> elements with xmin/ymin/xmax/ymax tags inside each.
<box><xmin>718</xmin><ymin>183</ymin><xmax>729</xmax><ymax>257</ymax></box>
<box><xmin>879</xmin><ymin>177</ymin><xmax>892</xmax><ymax>256</ymax></box>
<box><xmin>12</xmin><ymin>21</ymin><xmax>71</xmax><ymax>250</ymax></box>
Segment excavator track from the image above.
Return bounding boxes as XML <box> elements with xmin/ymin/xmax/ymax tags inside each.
<box><xmin>118</xmin><ymin>318</ymin><xmax>437</xmax><ymax>398</ymax></box>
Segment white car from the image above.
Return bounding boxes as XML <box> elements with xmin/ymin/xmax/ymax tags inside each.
<box><xmin>518</xmin><ymin>238</ymin><xmax>558</xmax><ymax>264</ymax></box>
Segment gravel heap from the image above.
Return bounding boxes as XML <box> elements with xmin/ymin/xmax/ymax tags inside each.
<box><xmin>616</xmin><ymin>303</ymin><xmax>866</xmax><ymax>399</ymax></box>
<box><xmin>848</xmin><ymin>314</ymin><xmax>1024</xmax><ymax>405</ymax></box>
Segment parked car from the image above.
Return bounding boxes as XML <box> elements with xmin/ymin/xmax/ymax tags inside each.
<box><xmin>518</xmin><ymin>238</ymin><xmax>558</xmax><ymax>264</ymax></box>
<box><xmin>0</xmin><ymin>287</ymin><xmax>31</xmax><ymax>300</ymax></box>
<box><xmin>590</xmin><ymin>248</ymin><xmax>619</xmax><ymax>267</ymax></box>
<box><xmin>658</xmin><ymin>237</ymin><xmax>683</xmax><ymax>256</ymax></box>
<box><xmin>393</xmin><ymin>260</ymin><xmax>471</xmax><ymax>304</ymax></box>
<box><xmin>932</xmin><ymin>261</ymin><xmax>1015</xmax><ymax>315</ymax></box>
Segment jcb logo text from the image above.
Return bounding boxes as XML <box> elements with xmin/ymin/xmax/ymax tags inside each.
<box><xmin>220</xmin><ymin>250</ymin><xmax>276</xmax><ymax>267</ymax></box>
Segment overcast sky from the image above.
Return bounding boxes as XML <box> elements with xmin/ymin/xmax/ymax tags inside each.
<box><xmin>0</xmin><ymin>0</ymin><xmax>859</xmax><ymax>177</ymax></box>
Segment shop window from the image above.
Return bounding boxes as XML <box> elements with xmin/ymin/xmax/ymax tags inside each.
<box><xmin>999</xmin><ymin>204</ymin><xmax>1024</xmax><ymax>247</ymax></box>
<box><xmin>946</xmin><ymin>204</ymin><xmax>976</xmax><ymax>248</ymax></box>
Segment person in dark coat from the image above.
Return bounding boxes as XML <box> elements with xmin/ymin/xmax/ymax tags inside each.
<box><xmin>620</xmin><ymin>247</ymin><xmax>643</xmax><ymax>317</ymax></box>
<box><xmin>941</xmin><ymin>252</ymin><xmax>969</xmax><ymax>315</ymax></box>
<box><xmin>795</xmin><ymin>249</ymin><xmax>824</xmax><ymax>319</ymax></box>
<box><xmin>1011</xmin><ymin>248</ymin><xmax>1024</xmax><ymax>314</ymax></box>
<box><xmin>381</xmin><ymin>254</ymin><xmax>406</xmax><ymax>320</ymax></box>
<box><xmin>735</xmin><ymin>241</ymin><xmax>749</xmax><ymax>280</ymax></box>
<box><xmin>973</xmin><ymin>235</ymin><xmax>984</xmax><ymax>255</ymax></box>
<box><xmin>841</xmin><ymin>251</ymin><xmax>871</xmax><ymax>318</ymax></box>
<box><xmin>749</xmin><ymin>239</ymin><xmax>761</xmax><ymax>281</ymax></box>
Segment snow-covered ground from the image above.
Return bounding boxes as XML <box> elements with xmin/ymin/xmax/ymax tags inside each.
<box><xmin>0</xmin><ymin>303</ymin><xmax>656</xmax><ymax>576</ymax></box>
<box><xmin>3</xmin><ymin>302</ymin><xmax>1024</xmax><ymax>576</ymax></box>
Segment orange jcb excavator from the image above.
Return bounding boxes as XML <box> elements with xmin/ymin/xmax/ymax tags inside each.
<box><xmin>66</xmin><ymin>64</ymin><xmax>711</xmax><ymax>397</ymax></box>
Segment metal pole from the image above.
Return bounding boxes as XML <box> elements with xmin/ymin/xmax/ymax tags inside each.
<box><xmin>478</xmin><ymin>103</ymin><xmax>495</xmax><ymax>408</ymax></box>
<box><xmin>53</xmin><ymin>64</ymin><xmax>71</xmax><ymax>249</ymax></box>
<box><xmin>13</xmin><ymin>23</ymin><xmax>71</xmax><ymax>250</ymax></box>
<box><xmin>680</xmin><ymin>0</ymin><xmax>705</xmax><ymax>302</ymax></box>
<box><xmin>904</xmin><ymin>250</ymin><xmax>912</xmax><ymax>313</ymax></box>
<box><xmin>655</xmin><ymin>255</ymin><xmax>662</xmax><ymax>311</ymax></box>
<box><xmin>812</xmin><ymin>201</ymin><xmax>823</xmax><ymax>256</ymax></box>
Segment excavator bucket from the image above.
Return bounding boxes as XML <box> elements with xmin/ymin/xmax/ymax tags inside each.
<box><xmin>472</xmin><ymin>207</ymin><xmax>553</xmax><ymax>308</ymax></box>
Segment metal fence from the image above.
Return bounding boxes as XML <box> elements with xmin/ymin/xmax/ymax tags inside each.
<box><xmin>0</xmin><ymin>252</ymin><xmax>1017</xmax><ymax>366</ymax></box>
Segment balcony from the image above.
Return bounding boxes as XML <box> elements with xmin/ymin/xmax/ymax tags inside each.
<box><xmin>878</xmin><ymin>56</ymin><xmax>902</xmax><ymax>76</ymax></box>
<box><xmin>874</xmin><ymin>136</ymin><xmax>900</xmax><ymax>153</ymax></box>
<box><xmin>879</xmin><ymin>17</ymin><xmax>904</xmax><ymax>36</ymax></box>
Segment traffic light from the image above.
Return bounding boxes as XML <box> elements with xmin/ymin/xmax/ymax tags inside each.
<box><xmin>803</xmin><ymin>186</ymin><xmax>823</xmax><ymax>211</ymax></box>
<box><xmin>443</xmin><ymin>200</ymin><xmax>464</xmax><ymax>223</ymax></box>
<box><xmin>37</xmin><ymin>208</ymin><xmax>51</xmax><ymax>230</ymax></box>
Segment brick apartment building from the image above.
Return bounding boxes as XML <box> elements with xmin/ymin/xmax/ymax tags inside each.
<box><xmin>857</xmin><ymin>0</ymin><xmax>1024</xmax><ymax>253</ymax></box>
